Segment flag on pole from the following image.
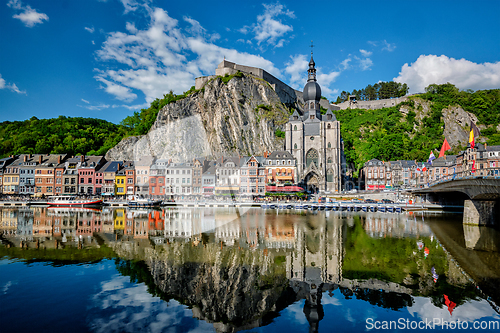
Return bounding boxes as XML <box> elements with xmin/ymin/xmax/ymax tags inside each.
<box><xmin>422</xmin><ymin>163</ymin><xmax>427</xmax><ymax>172</ymax></box>
<box><xmin>427</xmin><ymin>151</ymin><xmax>436</xmax><ymax>164</ymax></box>
<box><xmin>438</xmin><ymin>138</ymin><xmax>452</xmax><ymax>158</ymax></box>
<box><xmin>472</xmin><ymin>160</ymin><xmax>476</xmax><ymax>173</ymax></box>
<box><xmin>469</xmin><ymin>125</ymin><xmax>475</xmax><ymax>148</ymax></box>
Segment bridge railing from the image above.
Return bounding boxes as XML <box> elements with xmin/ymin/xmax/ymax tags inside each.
<box><xmin>425</xmin><ymin>167</ymin><xmax>500</xmax><ymax>188</ymax></box>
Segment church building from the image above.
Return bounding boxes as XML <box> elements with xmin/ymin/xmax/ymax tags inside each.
<box><xmin>285</xmin><ymin>54</ymin><xmax>345</xmax><ymax>193</ymax></box>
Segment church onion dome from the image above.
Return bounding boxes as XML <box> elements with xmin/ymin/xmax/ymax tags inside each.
<box><xmin>303</xmin><ymin>81</ymin><xmax>321</xmax><ymax>102</ymax></box>
<box><xmin>302</xmin><ymin>54</ymin><xmax>321</xmax><ymax>102</ymax></box>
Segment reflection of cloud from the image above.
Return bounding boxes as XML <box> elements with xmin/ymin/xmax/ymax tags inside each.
<box><xmin>90</xmin><ymin>275</ymin><xmax>214</xmax><ymax>332</ymax></box>
<box><xmin>408</xmin><ymin>296</ymin><xmax>500</xmax><ymax>323</ymax></box>
<box><xmin>321</xmin><ymin>294</ymin><xmax>341</xmax><ymax>306</ymax></box>
<box><xmin>2</xmin><ymin>281</ymin><xmax>17</xmax><ymax>294</ymax></box>
<box><xmin>285</xmin><ymin>301</ymin><xmax>308</xmax><ymax>325</ymax></box>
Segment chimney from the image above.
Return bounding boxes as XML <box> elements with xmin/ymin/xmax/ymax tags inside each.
<box><xmin>485</xmin><ymin>143</ymin><xmax>487</xmax><ymax>150</ymax></box>
<box><xmin>39</xmin><ymin>155</ymin><xmax>42</xmax><ymax>164</ymax></box>
<box><xmin>80</xmin><ymin>155</ymin><xmax>85</xmax><ymax>163</ymax></box>
<box><xmin>264</xmin><ymin>151</ymin><xmax>268</xmax><ymax>158</ymax></box>
<box><xmin>57</xmin><ymin>155</ymin><xmax>61</xmax><ymax>164</ymax></box>
<box><xmin>24</xmin><ymin>155</ymin><xmax>28</xmax><ymax>162</ymax></box>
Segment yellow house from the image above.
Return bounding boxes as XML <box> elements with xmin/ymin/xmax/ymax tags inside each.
<box><xmin>114</xmin><ymin>209</ymin><xmax>125</xmax><ymax>230</ymax></box>
<box><xmin>115</xmin><ymin>170</ymin><xmax>126</xmax><ymax>197</ymax></box>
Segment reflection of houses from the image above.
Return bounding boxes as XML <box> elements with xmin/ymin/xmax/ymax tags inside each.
<box><xmin>0</xmin><ymin>208</ymin><xmax>18</xmax><ymax>236</ymax></box>
<box><xmin>16</xmin><ymin>208</ymin><xmax>33</xmax><ymax>241</ymax></box>
<box><xmin>32</xmin><ymin>207</ymin><xmax>53</xmax><ymax>237</ymax></box>
<box><xmin>363</xmin><ymin>213</ymin><xmax>432</xmax><ymax>238</ymax></box>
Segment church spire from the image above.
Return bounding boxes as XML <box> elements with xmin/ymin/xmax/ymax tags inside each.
<box><xmin>308</xmin><ymin>41</ymin><xmax>317</xmax><ymax>82</ymax></box>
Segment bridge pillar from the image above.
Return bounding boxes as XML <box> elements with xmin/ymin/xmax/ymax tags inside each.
<box><xmin>463</xmin><ymin>200</ymin><xmax>499</xmax><ymax>227</ymax></box>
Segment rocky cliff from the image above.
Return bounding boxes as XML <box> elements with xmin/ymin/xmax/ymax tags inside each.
<box><xmin>106</xmin><ymin>74</ymin><xmax>290</xmax><ymax>162</ymax></box>
<box><xmin>400</xmin><ymin>97</ymin><xmax>476</xmax><ymax>149</ymax></box>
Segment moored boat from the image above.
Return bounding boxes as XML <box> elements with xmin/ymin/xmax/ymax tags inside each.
<box><xmin>47</xmin><ymin>195</ymin><xmax>103</xmax><ymax>207</ymax></box>
<box><xmin>127</xmin><ymin>195</ymin><xmax>162</xmax><ymax>207</ymax></box>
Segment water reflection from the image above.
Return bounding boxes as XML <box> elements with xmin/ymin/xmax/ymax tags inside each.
<box><xmin>1</xmin><ymin>207</ymin><xmax>499</xmax><ymax>332</ymax></box>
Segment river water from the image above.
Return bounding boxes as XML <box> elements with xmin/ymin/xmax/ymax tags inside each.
<box><xmin>0</xmin><ymin>206</ymin><xmax>499</xmax><ymax>332</ymax></box>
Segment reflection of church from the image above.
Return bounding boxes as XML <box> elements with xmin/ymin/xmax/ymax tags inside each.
<box><xmin>285</xmin><ymin>54</ymin><xmax>346</xmax><ymax>193</ymax></box>
<box><xmin>287</xmin><ymin>214</ymin><xmax>344</xmax><ymax>332</ymax></box>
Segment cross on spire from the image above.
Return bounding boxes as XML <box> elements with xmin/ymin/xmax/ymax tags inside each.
<box><xmin>310</xmin><ymin>40</ymin><xmax>314</xmax><ymax>55</ymax></box>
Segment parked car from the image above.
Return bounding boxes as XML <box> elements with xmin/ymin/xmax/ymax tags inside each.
<box><xmin>381</xmin><ymin>199</ymin><xmax>394</xmax><ymax>204</ymax></box>
<box><xmin>364</xmin><ymin>199</ymin><xmax>377</xmax><ymax>203</ymax></box>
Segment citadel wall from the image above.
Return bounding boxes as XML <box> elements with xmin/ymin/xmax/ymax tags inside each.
<box><xmin>335</xmin><ymin>96</ymin><xmax>408</xmax><ymax>110</ymax></box>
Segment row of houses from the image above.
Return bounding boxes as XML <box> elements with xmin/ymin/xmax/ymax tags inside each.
<box><xmin>0</xmin><ymin>151</ymin><xmax>300</xmax><ymax>198</ymax></box>
<box><xmin>363</xmin><ymin>143</ymin><xmax>500</xmax><ymax>190</ymax></box>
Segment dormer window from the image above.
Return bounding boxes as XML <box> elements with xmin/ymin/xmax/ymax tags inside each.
<box><xmin>327</xmin><ymin>114</ymin><xmax>332</xmax><ymax>120</ymax></box>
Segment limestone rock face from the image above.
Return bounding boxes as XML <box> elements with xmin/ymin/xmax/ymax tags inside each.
<box><xmin>402</xmin><ymin>98</ymin><xmax>472</xmax><ymax>149</ymax></box>
<box><xmin>442</xmin><ymin>105</ymin><xmax>477</xmax><ymax>148</ymax></box>
<box><xmin>106</xmin><ymin>74</ymin><xmax>289</xmax><ymax>161</ymax></box>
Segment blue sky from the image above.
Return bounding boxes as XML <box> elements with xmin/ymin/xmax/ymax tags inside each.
<box><xmin>1</xmin><ymin>0</ymin><xmax>499</xmax><ymax>124</ymax></box>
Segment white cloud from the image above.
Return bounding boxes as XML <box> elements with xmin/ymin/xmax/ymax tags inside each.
<box><xmin>357</xmin><ymin>56</ymin><xmax>373</xmax><ymax>71</ymax></box>
<box><xmin>340</xmin><ymin>57</ymin><xmax>352</xmax><ymax>70</ymax></box>
<box><xmin>367</xmin><ymin>40</ymin><xmax>396</xmax><ymax>52</ymax></box>
<box><xmin>7</xmin><ymin>0</ymin><xmax>22</xmax><ymax>9</ymax></box>
<box><xmin>394</xmin><ymin>54</ymin><xmax>500</xmax><ymax>93</ymax></box>
<box><xmin>78</xmin><ymin>101</ymin><xmax>110</xmax><ymax>110</ymax></box>
<box><xmin>240</xmin><ymin>3</ymin><xmax>295</xmax><ymax>48</ymax></box>
<box><xmin>95</xmin><ymin>7</ymin><xmax>281</xmax><ymax>104</ymax></box>
<box><xmin>382</xmin><ymin>40</ymin><xmax>396</xmax><ymax>52</ymax></box>
<box><xmin>95</xmin><ymin>75</ymin><xmax>137</xmax><ymax>102</ymax></box>
<box><xmin>7</xmin><ymin>0</ymin><xmax>48</xmax><ymax>27</ymax></box>
<box><xmin>119</xmin><ymin>0</ymin><xmax>145</xmax><ymax>14</ymax></box>
<box><xmin>85</xmin><ymin>26</ymin><xmax>95</xmax><ymax>33</ymax></box>
<box><xmin>0</xmin><ymin>73</ymin><xmax>26</xmax><ymax>94</ymax></box>
<box><xmin>360</xmin><ymin>49</ymin><xmax>372</xmax><ymax>57</ymax></box>
<box><xmin>284</xmin><ymin>54</ymin><xmax>309</xmax><ymax>89</ymax></box>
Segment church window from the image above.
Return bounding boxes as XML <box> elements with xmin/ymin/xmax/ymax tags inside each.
<box><xmin>327</xmin><ymin>123</ymin><xmax>331</xmax><ymax>129</ymax></box>
<box><xmin>310</xmin><ymin>136</ymin><xmax>314</xmax><ymax>140</ymax></box>
<box><xmin>294</xmin><ymin>143</ymin><xmax>297</xmax><ymax>149</ymax></box>
<box><xmin>328</xmin><ymin>142</ymin><xmax>331</xmax><ymax>148</ymax></box>
<box><xmin>293</xmin><ymin>116</ymin><xmax>298</xmax><ymax>120</ymax></box>
<box><xmin>294</xmin><ymin>125</ymin><xmax>297</xmax><ymax>130</ymax></box>
<box><xmin>327</xmin><ymin>157</ymin><xmax>332</xmax><ymax>163</ymax></box>
<box><xmin>327</xmin><ymin>114</ymin><xmax>332</xmax><ymax>121</ymax></box>
<box><xmin>306</xmin><ymin>149</ymin><xmax>318</xmax><ymax>168</ymax></box>
<box><xmin>310</xmin><ymin>102</ymin><xmax>314</xmax><ymax>108</ymax></box>
<box><xmin>327</xmin><ymin>169</ymin><xmax>334</xmax><ymax>182</ymax></box>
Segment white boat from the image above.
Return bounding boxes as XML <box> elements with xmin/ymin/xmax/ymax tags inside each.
<box><xmin>47</xmin><ymin>195</ymin><xmax>103</xmax><ymax>207</ymax></box>
<box><xmin>127</xmin><ymin>195</ymin><xmax>162</xmax><ymax>207</ymax></box>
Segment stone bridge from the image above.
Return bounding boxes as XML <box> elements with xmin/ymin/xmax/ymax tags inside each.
<box><xmin>413</xmin><ymin>176</ymin><xmax>500</xmax><ymax>227</ymax></box>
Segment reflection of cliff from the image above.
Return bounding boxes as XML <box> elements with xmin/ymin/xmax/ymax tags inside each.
<box><xmin>109</xmin><ymin>211</ymin><xmax>420</xmax><ymax>333</ymax></box>
<box><xmin>147</xmin><ymin>242</ymin><xmax>289</xmax><ymax>333</ymax></box>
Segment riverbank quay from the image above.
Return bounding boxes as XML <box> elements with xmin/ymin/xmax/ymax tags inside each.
<box><xmin>0</xmin><ymin>198</ymin><xmax>455</xmax><ymax>213</ymax></box>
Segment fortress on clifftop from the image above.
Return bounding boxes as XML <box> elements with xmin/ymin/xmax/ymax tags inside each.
<box><xmin>196</xmin><ymin>60</ymin><xmax>299</xmax><ymax>106</ymax></box>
